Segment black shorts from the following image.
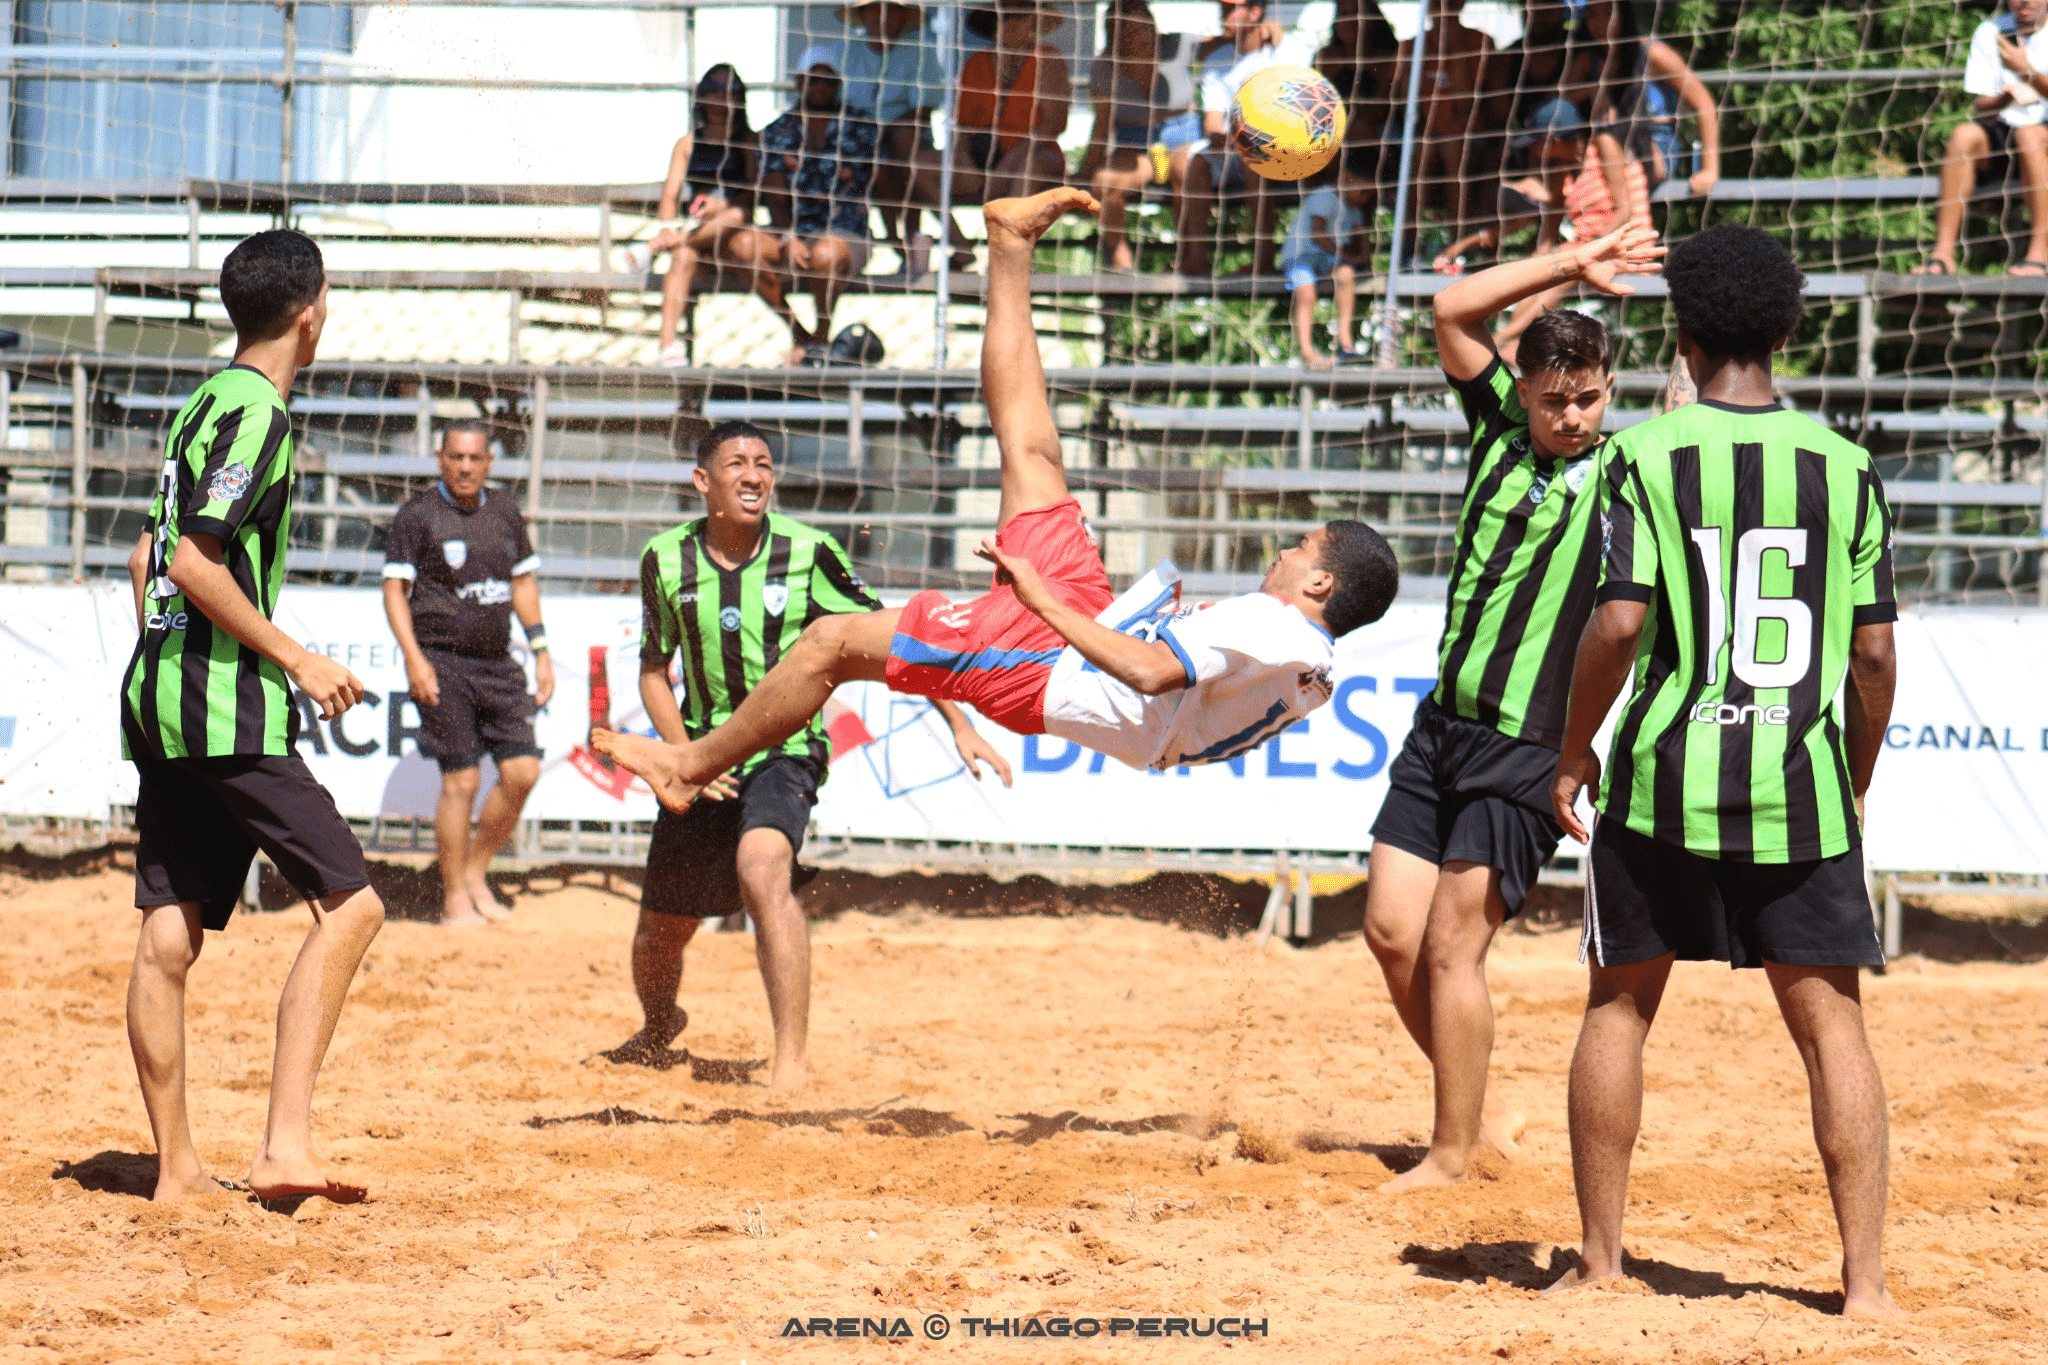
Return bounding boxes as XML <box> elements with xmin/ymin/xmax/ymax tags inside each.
<box><xmin>133</xmin><ymin>755</ymin><xmax>371</xmax><ymax>931</ymax></box>
<box><xmin>1584</xmin><ymin>817</ymin><xmax>1885</xmax><ymax>971</ymax></box>
<box><xmin>1974</xmin><ymin>117</ymin><xmax>2026</xmax><ymax>184</ymax></box>
<box><xmin>1368</xmin><ymin>697</ymin><xmax>1565</xmax><ymax>917</ymax></box>
<box><xmin>640</xmin><ymin>757</ymin><xmax>819</xmax><ymax>919</ymax></box>
<box><xmin>416</xmin><ymin>649</ymin><xmax>540</xmax><ymax>773</ymax></box>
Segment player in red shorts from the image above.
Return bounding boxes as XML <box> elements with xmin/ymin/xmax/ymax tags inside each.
<box><xmin>594</xmin><ymin>188</ymin><xmax>1400</xmax><ymax>811</ymax></box>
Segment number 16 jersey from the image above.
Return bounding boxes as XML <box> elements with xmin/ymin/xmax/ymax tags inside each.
<box><xmin>1595</xmin><ymin>399</ymin><xmax>1896</xmax><ymax>863</ymax></box>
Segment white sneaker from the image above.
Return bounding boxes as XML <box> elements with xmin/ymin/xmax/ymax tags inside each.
<box><xmin>622</xmin><ymin>242</ymin><xmax>653</xmax><ymax>274</ymax></box>
<box><xmin>656</xmin><ymin>343</ymin><xmax>690</xmax><ymax>367</ymax></box>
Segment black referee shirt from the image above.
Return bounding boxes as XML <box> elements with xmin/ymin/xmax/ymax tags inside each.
<box><xmin>382</xmin><ymin>482</ymin><xmax>540</xmax><ymax>658</ymax></box>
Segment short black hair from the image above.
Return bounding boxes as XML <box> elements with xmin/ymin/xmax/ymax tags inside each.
<box><xmin>1319</xmin><ymin>519</ymin><xmax>1399</xmax><ymax>636</ymax></box>
<box><xmin>439</xmin><ymin>418</ymin><xmax>489</xmax><ymax>448</ymax></box>
<box><xmin>1518</xmin><ymin>309</ymin><xmax>1611</xmax><ymax>379</ymax></box>
<box><xmin>218</xmin><ymin>229</ymin><xmax>324</xmax><ymax>339</ymax></box>
<box><xmin>1665</xmin><ymin>224</ymin><xmax>1805</xmax><ymax>360</ymax></box>
<box><xmin>696</xmin><ymin>418</ymin><xmax>776</xmax><ymax>464</ymax></box>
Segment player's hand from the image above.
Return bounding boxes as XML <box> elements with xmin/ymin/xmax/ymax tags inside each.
<box><xmin>951</xmin><ymin>723</ymin><xmax>1014</xmax><ymax>788</ymax></box>
<box><xmin>403</xmin><ymin>654</ymin><xmax>440</xmax><ymax>709</ymax></box>
<box><xmin>532</xmin><ymin>651</ymin><xmax>556</xmax><ymax>709</ymax></box>
<box><xmin>293</xmin><ymin>651</ymin><xmax>368</xmax><ymax>721</ymax></box>
<box><xmin>700</xmin><ymin>769</ymin><xmax>740</xmax><ymax>802</ymax></box>
<box><xmin>1551</xmin><ymin>748</ymin><xmax>1602</xmax><ymax>844</ymax></box>
<box><xmin>1578</xmin><ymin>222</ymin><xmax>1665</xmax><ymax>296</ymax></box>
<box><xmin>974</xmin><ymin>539</ymin><xmax>1051</xmax><ymax>615</ymax></box>
<box><xmin>2000</xmin><ymin>35</ymin><xmax>2033</xmax><ymax>78</ymax></box>
<box><xmin>1688</xmin><ymin>166</ymin><xmax>1720</xmax><ymax>197</ymax></box>
<box><xmin>786</xmin><ymin>236</ymin><xmax>812</xmax><ymax>272</ymax></box>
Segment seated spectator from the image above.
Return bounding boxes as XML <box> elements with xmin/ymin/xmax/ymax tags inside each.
<box><xmin>749</xmin><ymin>51</ymin><xmax>880</xmax><ymax>363</ymax></box>
<box><xmin>1174</xmin><ymin>0</ymin><xmax>1319</xmax><ymax>276</ymax></box>
<box><xmin>1280</xmin><ymin>151</ymin><xmax>1374</xmax><ymax>369</ymax></box>
<box><xmin>834</xmin><ymin>2</ymin><xmax>946</xmax><ymax>256</ymax></box>
<box><xmin>1077</xmin><ymin>0</ymin><xmax>1204</xmax><ymax>271</ymax></box>
<box><xmin>1412</xmin><ymin>0</ymin><xmax>1510</xmax><ymax>250</ymax></box>
<box><xmin>1317</xmin><ymin>0</ymin><xmax>1401</xmax><ymax>159</ymax></box>
<box><xmin>623</xmin><ymin>65</ymin><xmax>757</xmax><ymax>367</ymax></box>
<box><xmin>1916</xmin><ymin>0</ymin><xmax>2048</xmax><ymax>276</ymax></box>
<box><xmin>905</xmin><ymin>0</ymin><xmax>1072</xmax><ymax>270</ymax></box>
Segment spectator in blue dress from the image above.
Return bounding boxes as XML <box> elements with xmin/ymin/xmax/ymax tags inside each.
<box><xmin>751</xmin><ymin>50</ymin><xmax>880</xmax><ymax>362</ymax></box>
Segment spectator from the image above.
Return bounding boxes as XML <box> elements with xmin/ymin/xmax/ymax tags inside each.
<box><xmin>1077</xmin><ymin>0</ymin><xmax>1204</xmax><ymax>272</ymax></box>
<box><xmin>1915</xmin><ymin>0</ymin><xmax>2048</xmax><ymax>276</ymax></box>
<box><xmin>1280</xmin><ymin>152</ymin><xmax>1374</xmax><ymax>368</ymax></box>
<box><xmin>1598</xmin><ymin>34</ymin><xmax>1721</xmax><ymax>198</ymax></box>
<box><xmin>1174</xmin><ymin>0</ymin><xmax>1319</xmax><ymax>276</ymax></box>
<box><xmin>1411</xmin><ymin>0</ymin><xmax>1512</xmax><ymax>251</ymax></box>
<box><xmin>381</xmin><ymin>421</ymin><xmax>555</xmax><ymax>928</ymax></box>
<box><xmin>1317</xmin><ymin>0</ymin><xmax>1401</xmax><ymax>161</ymax></box>
<box><xmin>751</xmin><ymin>51</ymin><xmax>880</xmax><ymax>363</ymax></box>
<box><xmin>624</xmin><ymin>64</ymin><xmax>757</xmax><ymax>367</ymax></box>
<box><xmin>834</xmin><ymin>2</ymin><xmax>947</xmax><ymax>258</ymax></box>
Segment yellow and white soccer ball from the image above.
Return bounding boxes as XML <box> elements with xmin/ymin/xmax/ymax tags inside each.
<box><xmin>1229</xmin><ymin>65</ymin><xmax>1348</xmax><ymax>182</ymax></box>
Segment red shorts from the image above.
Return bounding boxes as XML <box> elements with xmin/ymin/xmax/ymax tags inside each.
<box><xmin>885</xmin><ymin>498</ymin><xmax>1113</xmax><ymax>734</ymax></box>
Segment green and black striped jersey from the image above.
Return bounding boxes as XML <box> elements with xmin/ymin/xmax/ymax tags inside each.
<box><xmin>120</xmin><ymin>365</ymin><xmax>298</xmax><ymax>760</ymax></box>
<box><xmin>1431</xmin><ymin>359</ymin><xmax>1608</xmax><ymax>749</ymax></box>
<box><xmin>1595</xmin><ymin>399</ymin><xmax>1897</xmax><ymax>863</ymax></box>
<box><xmin>639</xmin><ymin>513</ymin><xmax>881</xmax><ymax>777</ymax></box>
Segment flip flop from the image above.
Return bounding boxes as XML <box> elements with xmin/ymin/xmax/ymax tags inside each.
<box><xmin>1909</xmin><ymin>257</ymin><xmax>1954</xmax><ymax>276</ymax></box>
<box><xmin>2009</xmin><ymin>259</ymin><xmax>2048</xmax><ymax>277</ymax></box>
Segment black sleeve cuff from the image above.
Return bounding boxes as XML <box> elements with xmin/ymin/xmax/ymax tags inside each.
<box><xmin>1595</xmin><ymin>582</ymin><xmax>1653</xmax><ymax>605</ymax></box>
<box><xmin>1852</xmin><ymin>602</ymin><xmax>1899</xmax><ymax>626</ymax></box>
<box><xmin>1442</xmin><ymin>357</ymin><xmax>1505</xmax><ymax>411</ymax></box>
<box><xmin>178</xmin><ymin>515</ymin><xmax>235</xmax><ymax>543</ymax></box>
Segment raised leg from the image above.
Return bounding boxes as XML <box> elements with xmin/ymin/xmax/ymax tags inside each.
<box><xmin>127</xmin><ymin>902</ymin><xmax>212</xmax><ymax>1201</ymax></box>
<box><xmin>982</xmin><ymin>188</ymin><xmax>1099</xmax><ymax>527</ymax></box>
<box><xmin>434</xmin><ymin>765</ymin><xmax>485</xmax><ymax>925</ymax></box>
<box><xmin>463</xmin><ymin>754</ymin><xmax>537</xmax><ymax>919</ymax></box>
<box><xmin>737</xmin><ymin>827</ymin><xmax>810</xmax><ymax>1092</ymax></box>
<box><xmin>1767</xmin><ymin>962</ymin><xmax>1904</xmax><ymax>1319</ymax></box>
<box><xmin>1548</xmin><ymin>952</ymin><xmax>1674</xmax><ymax>1293</ymax></box>
<box><xmin>246</xmin><ymin>883</ymin><xmax>385</xmax><ymax>1203</ymax></box>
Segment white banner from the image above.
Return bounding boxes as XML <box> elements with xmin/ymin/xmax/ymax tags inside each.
<box><xmin>3</xmin><ymin>585</ymin><xmax>2044</xmax><ymax>873</ymax></box>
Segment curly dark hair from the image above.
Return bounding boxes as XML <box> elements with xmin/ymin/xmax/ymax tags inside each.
<box><xmin>1665</xmin><ymin>224</ymin><xmax>1806</xmax><ymax>359</ymax></box>
<box><xmin>1319</xmin><ymin>519</ymin><xmax>1400</xmax><ymax>636</ymax></box>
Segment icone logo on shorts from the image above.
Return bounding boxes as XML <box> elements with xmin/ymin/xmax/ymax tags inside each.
<box><xmin>1692</xmin><ymin>701</ymin><xmax>1791</xmax><ymax>726</ymax></box>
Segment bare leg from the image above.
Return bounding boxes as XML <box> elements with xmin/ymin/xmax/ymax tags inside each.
<box><xmin>608</xmin><ymin>906</ymin><xmax>698</xmax><ymax>1062</ymax></box>
<box><xmin>805</xmin><ymin>234</ymin><xmax>855</xmax><ymax>346</ymax></box>
<box><xmin>659</xmin><ymin>244</ymin><xmax>699</xmax><ymax>351</ymax></box>
<box><xmin>1382</xmin><ymin>860</ymin><xmax>1511</xmax><ymax>1190</ymax></box>
<box><xmin>463</xmin><ymin>755</ymin><xmax>536</xmax><ymax>919</ymax></box>
<box><xmin>2012</xmin><ymin>124</ymin><xmax>2048</xmax><ymax>265</ymax></box>
<box><xmin>127</xmin><ymin>902</ymin><xmax>214</xmax><ymax>1201</ymax></box>
<box><xmin>434</xmin><ymin>766</ymin><xmax>486</xmax><ymax>926</ymax></box>
<box><xmin>1767</xmin><ymin>962</ymin><xmax>1904</xmax><ymax>1319</ymax></box>
<box><xmin>1922</xmin><ymin>122</ymin><xmax>1986</xmax><ymax>271</ymax></box>
<box><xmin>737</xmin><ymin>827</ymin><xmax>810</xmax><ymax>1092</ymax></box>
<box><xmin>1092</xmin><ymin>153</ymin><xmax>1150</xmax><ymax>270</ymax></box>
<box><xmin>1175</xmin><ymin>154</ymin><xmax>1217</xmax><ymax>275</ymax></box>
<box><xmin>246</xmin><ymin>884</ymin><xmax>385</xmax><ymax>1203</ymax></box>
<box><xmin>1547</xmin><ymin>953</ymin><xmax>1673</xmax><ymax>1294</ymax></box>
<box><xmin>1333</xmin><ymin>263</ymin><xmax>1358</xmax><ymax>350</ymax></box>
<box><xmin>593</xmin><ymin>609</ymin><xmax>899</xmax><ymax>810</ymax></box>
<box><xmin>1291</xmin><ymin>281</ymin><xmax>1330</xmax><ymax>369</ymax></box>
<box><xmin>1250</xmin><ymin>187</ymin><xmax>1281</xmax><ymax>275</ymax></box>
<box><xmin>983</xmin><ymin>188</ymin><xmax>1099</xmax><ymax>526</ymax></box>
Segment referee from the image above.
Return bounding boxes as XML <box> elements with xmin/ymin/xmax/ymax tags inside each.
<box><xmin>614</xmin><ymin>419</ymin><xmax>1007</xmax><ymax>1091</ymax></box>
<box><xmin>381</xmin><ymin>421</ymin><xmax>556</xmax><ymax>927</ymax></box>
<box><xmin>119</xmin><ymin>229</ymin><xmax>383</xmax><ymax>1203</ymax></box>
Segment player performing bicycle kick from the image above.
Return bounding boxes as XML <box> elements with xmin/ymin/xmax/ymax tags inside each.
<box><xmin>593</xmin><ymin>189</ymin><xmax>1401</xmax><ymax>808</ymax></box>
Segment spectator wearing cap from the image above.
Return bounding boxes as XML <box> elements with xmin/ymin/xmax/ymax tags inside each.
<box><xmin>1915</xmin><ymin>0</ymin><xmax>2048</xmax><ymax>277</ymax></box>
<box><xmin>1173</xmin><ymin>0</ymin><xmax>1319</xmax><ymax>276</ymax></box>
<box><xmin>834</xmin><ymin>2</ymin><xmax>948</xmax><ymax>256</ymax></box>
<box><xmin>1077</xmin><ymin>0</ymin><xmax>1204</xmax><ymax>272</ymax></box>
<box><xmin>750</xmin><ymin>50</ymin><xmax>880</xmax><ymax>363</ymax></box>
<box><xmin>622</xmin><ymin>64</ymin><xmax>758</xmax><ymax>366</ymax></box>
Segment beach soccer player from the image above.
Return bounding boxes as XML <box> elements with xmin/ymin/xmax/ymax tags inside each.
<box><xmin>592</xmin><ymin>188</ymin><xmax>1400</xmax><ymax>807</ymax></box>
<box><xmin>119</xmin><ymin>230</ymin><xmax>384</xmax><ymax>1203</ymax></box>
<box><xmin>1548</xmin><ymin>225</ymin><xmax>1902</xmax><ymax>1317</ymax></box>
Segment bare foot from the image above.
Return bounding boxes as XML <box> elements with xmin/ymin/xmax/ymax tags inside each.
<box><xmin>603</xmin><ymin>1011</ymin><xmax>688</xmax><ymax>1065</ymax></box>
<box><xmin>1380</xmin><ymin>1149</ymin><xmax>1469</xmax><ymax>1193</ymax></box>
<box><xmin>151</xmin><ymin>1164</ymin><xmax>218</xmax><ymax>1202</ymax></box>
<box><xmin>1481</xmin><ymin>1102</ymin><xmax>1526</xmax><ymax>1161</ymax></box>
<box><xmin>246</xmin><ymin>1151</ymin><xmax>370</xmax><ymax>1204</ymax></box>
<box><xmin>1303</xmin><ymin>353</ymin><xmax>1334</xmax><ymax>371</ymax></box>
<box><xmin>984</xmin><ymin>187</ymin><xmax>1100</xmax><ymax>251</ymax></box>
<box><xmin>466</xmin><ymin>875</ymin><xmax>512</xmax><ymax>922</ymax></box>
<box><xmin>768</xmin><ymin>1056</ymin><xmax>810</xmax><ymax>1093</ymax></box>
<box><xmin>440</xmin><ymin>894</ymin><xmax>491</xmax><ymax>928</ymax></box>
<box><xmin>1542</xmin><ymin>1261</ymin><xmax>1626</xmax><ymax>1297</ymax></box>
<box><xmin>590</xmin><ymin>729</ymin><xmax>704</xmax><ymax>813</ymax></box>
<box><xmin>1842</xmin><ymin>1288</ymin><xmax>1908</xmax><ymax>1320</ymax></box>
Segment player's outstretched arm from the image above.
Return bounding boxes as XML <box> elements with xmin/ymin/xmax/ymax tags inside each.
<box><xmin>1549</xmin><ymin>598</ymin><xmax>1646</xmax><ymax>842</ymax></box>
<box><xmin>976</xmin><ymin>539</ymin><xmax>1185</xmax><ymax>695</ymax></box>
<box><xmin>932</xmin><ymin>699</ymin><xmax>1013</xmax><ymax>786</ymax></box>
<box><xmin>983</xmin><ymin>189</ymin><xmax>1098</xmax><ymax>522</ymax></box>
<box><xmin>1433</xmin><ymin>223</ymin><xmax>1664</xmax><ymax>382</ymax></box>
<box><xmin>1843</xmin><ymin>622</ymin><xmax>1897</xmax><ymax>807</ymax></box>
<box><xmin>169</xmin><ymin>532</ymin><xmax>364</xmax><ymax>720</ymax></box>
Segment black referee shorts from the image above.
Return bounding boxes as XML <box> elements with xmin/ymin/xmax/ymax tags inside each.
<box><xmin>133</xmin><ymin>755</ymin><xmax>371</xmax><ymax>931</ymax></box>
<box><xmin>640</xmin><ymin>757</ymin><xmax>819</xmax><ymax>919</ymax></box>
<box><xmin>1584</xmin><ymin>817</ymin><xmax>1885</xmax><ymax>971</ymax></box>
<box><xmin>1368</xmin><ymin>697</ymin><xmax>1565</xmax><ymax>917</ymax></box>
<box><xmin>416</xmin><ymin>648</ymin><xmax>540</xmax><ymax>773</ymax></box>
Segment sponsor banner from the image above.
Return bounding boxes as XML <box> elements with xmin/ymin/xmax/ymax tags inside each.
<box><xmin>2</xmin><ymin>585</ymin><xmax>2045</xmax><ymax>873</ymax></box>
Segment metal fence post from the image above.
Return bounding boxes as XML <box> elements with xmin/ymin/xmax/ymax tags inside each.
<box><xmin>527</xmin><ymin>374</ymin><xmax>549</xmax><ymax>523</ymax></box>
<box><xmin>279</xmin><ymin>1</ymin><xmax>299</xmax><ymax>183</ymax></box>
<box><xmin>932</xmin><ymin>1</ymin><xmax>961</xmax><ymax>370</ymax></box>
<box><xmin>1379</xmin><ymin>2</ymin><xmax>1431</xmax><ymax>366</ymax></box>
<box><xmin>415</xmin><ymin>380</ymin><xmax>433</xmax><ymax>463</ymax></box>
<box><xmin>70</xmin><ymin>359</ymin><xmax>89</xmax><ymax>581</ymax></box>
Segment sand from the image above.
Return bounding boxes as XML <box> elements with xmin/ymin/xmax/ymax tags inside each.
<box><xmin>2</xmin><ymin>858</ymin><xmax>2045</xmax><ymax>1364</ymax></box>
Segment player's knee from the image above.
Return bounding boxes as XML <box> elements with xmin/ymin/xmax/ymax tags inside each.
<box><xmin>1333</xmin><ymin>263</ymin><xmax>1357</xmax><ymax>284</ymax></box>
<box><xmin>799</xmin><ymin>611</ymin><xmax>854</xmax><ymax>663</ymax></box>
<box><xmin>442</xmin><ymin>765</ymin><xmax>481</xmax><ymax>801</ymax></box>
<box><xmin>136</xmin><ymin>909</ymin><xmax>202</xmax><ymax>976</ymax></box>
<box><xmin>1950</xmin><ymin>121</ymin><xmax>1989</xmax><ymax>157</ymax></box>
<box><xmin>496</xmin><ymin>756</ymin><xmax>540</xmax><ymax>798</ymax></box>
<box><xmin>334</xmin><ymin>884</ymin><xmax>386</xmax><ymax>934</ymax></box>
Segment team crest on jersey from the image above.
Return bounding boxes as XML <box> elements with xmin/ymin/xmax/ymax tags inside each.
<box><xmin>443</xmin><ymin>540</ymin><xmax>469</xmax><ymax>570</ymax></box>
<box><xmin>208</xmin><ymin>462</ymin><xmax>254</xmax><ymax>504</ymax></box>
<box><xmin>763</xmin><ymin>581</ymin><xmax>789</xmax><ymax>616</ymax></box>
<box><xmin>720</xmin><ymin>605</ymin><xmax>743</xmax><ymax>632</ymax></box>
